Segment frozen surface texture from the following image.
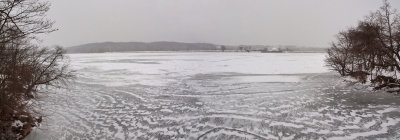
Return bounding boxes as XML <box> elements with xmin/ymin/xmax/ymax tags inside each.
<box><xmin>26</xmin><ymin>52</ymin><xmax>400</xmax><ymax>140</ymax></box>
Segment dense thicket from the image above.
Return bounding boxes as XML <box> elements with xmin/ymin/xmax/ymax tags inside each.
<box><xmin>0</xmin><ymin>0</ymin><xmax>72</xmax><ymax>139</ymax></box>
<box><xmin>326</xmin><ymin>0</ymin><xmax>400</xmax><ymax>90</ymax></box>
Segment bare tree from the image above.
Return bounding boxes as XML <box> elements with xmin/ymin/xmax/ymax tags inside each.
<box><xmin>0</xmin><ymin>0</ymin><xmax>72</xmax><ymax>139</ymax></box>
<box><xmin>368</xmin><ymin>0</ymin><xmax>400</xmax><ymax>71</ymax></box>
<box><xmin>326</xmin><ymin>0</ymin><xmax>400</xmax><ymax>90</ymax></box>
<box><xmin>325</xmin><ymin>40</ymin><xmax>349</xmax><ymax>76</ymax></box>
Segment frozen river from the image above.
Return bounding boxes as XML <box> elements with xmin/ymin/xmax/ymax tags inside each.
<box><xmin>26</xmin><ymin>52</ymin><xmax>400</xmax><ymax>139</ymax></box>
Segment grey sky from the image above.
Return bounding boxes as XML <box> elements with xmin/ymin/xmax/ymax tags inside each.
<box><xmin>42</xmin><ymin>0</ymin><xmax>400</xmax><ymax>47</ymax></box>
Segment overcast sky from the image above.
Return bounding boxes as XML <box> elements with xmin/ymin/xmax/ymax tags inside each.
<box><xmin>41</xmin><ymin>0</ymin><xmax>400</xmax><ymax>47</ymax></box>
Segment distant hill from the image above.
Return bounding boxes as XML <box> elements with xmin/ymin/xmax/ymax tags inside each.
<box><xmin>66</xmin><ymin>41</ymin><xmax>218</xmax><ymax>53</ymax></box>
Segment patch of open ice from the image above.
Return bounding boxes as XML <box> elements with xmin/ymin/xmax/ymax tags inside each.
<box><xmin>160</xmin><ymin>109</ymin><xmax>173</xmax><ymax>113</ymax></box>
<box><xmin>377</xmin><ymin>107</ymin><xmax>399</xmax><ymax>114</ymax></box>
<box><xmin>363</xmin><ymin>120</ymin><xmax>376</xmax><ymax>128</ymax></box>
<box><xmin>195</xmin><ymin>102</ymin><xmax>203</xmax><ymax>105</ymax></box>
<box><xmin>269</xmin><ymin>121</ymin><xmax>304</xmax><ymax>128</ymax></box>
<box><xmin>114</xmin><ymin>90</ymin><xmax>147</xmax><ymax>102</ymax></box>
<box><xmin>227</xmin><ymin>75</ymin><xmax>301</xmax><ymax>83</ymax></box>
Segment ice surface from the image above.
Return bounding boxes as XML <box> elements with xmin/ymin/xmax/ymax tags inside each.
<box><xmin>68</xmin><ymin>52</ymin><xmax>328</xmax><ymax>86</ymax></box>
<box><xmin>25</xmin><ymin>52</ymin><xmax>400</xmax><ymax>140</ymax></box>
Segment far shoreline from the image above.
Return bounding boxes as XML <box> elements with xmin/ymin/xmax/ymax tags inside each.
<box><xmin>66</xmin><ymin>50</ymin><xmax>327</xmax><ymax>54</ymax></box>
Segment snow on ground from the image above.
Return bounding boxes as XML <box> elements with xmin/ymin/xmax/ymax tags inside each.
<box><xmin>25</xmin><ymin>52</ymin><xmax>400</xmax><ymax>140</ymax></box>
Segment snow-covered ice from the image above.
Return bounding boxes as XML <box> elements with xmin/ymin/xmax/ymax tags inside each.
<box><xmin>25</xmin><ymin>52</ymin><xmax>400</xmax><ymax>139</ymax></box>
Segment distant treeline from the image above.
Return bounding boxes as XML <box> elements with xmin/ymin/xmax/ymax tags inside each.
<box><xmin>66</xmin><ymin>41</ymin><xmax>217</xmax><ymax>53</ymax></box>
<box><xmin>65</xmin><ymin>41</ymin><xmax>327</xmax><ymax>53</ymax></box>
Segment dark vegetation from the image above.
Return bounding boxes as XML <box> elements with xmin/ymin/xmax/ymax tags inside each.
<box><xmin>0</xmin><ymin>0</ymin><xmax>72</xmax><ymax>139</ymax></box>
<box><xmin>66</xmin><ymin>41</ymin><xmax>218</xmax><ymax>53</ymax></box>
<box><xmin>326</xmin><ymin>0</ymin><xmax>400</xmax><ymax>91</ymax></box>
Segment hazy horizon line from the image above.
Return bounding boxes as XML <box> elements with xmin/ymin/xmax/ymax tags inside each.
<box><xmin>65</xmin><ymin>40</ymin><xmax>329</xmax><ymax>48</ymax></box>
